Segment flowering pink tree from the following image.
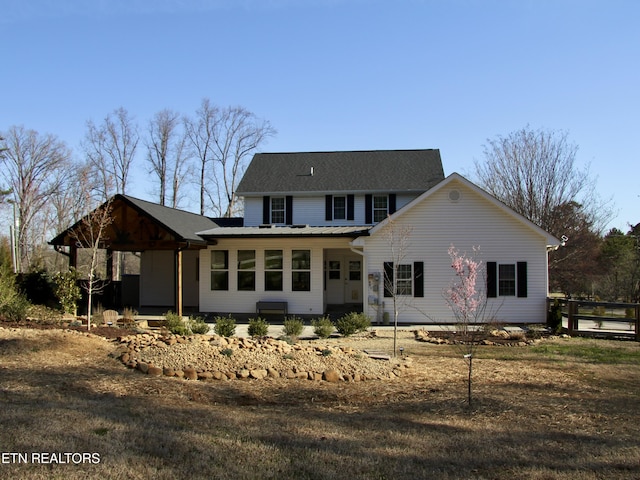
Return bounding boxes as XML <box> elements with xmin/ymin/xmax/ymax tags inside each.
<box><xmin>445</xmin><ymin>244</ymin><xmax>488</xmax><ymax>407</ymax></box>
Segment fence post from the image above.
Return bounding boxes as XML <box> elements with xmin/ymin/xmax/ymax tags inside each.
<box><xmin>567</xmin><ymin>300</ymin><xmax>575</xmax><ymax>335</ymax></box>
<box><xmin>635</xmin><ymin>304</ymin><xmax>640</xmax><ymax>342</ymax></box>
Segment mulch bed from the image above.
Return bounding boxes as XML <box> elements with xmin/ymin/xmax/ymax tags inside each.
<box><xmin>0</xmin><ymin>319</ymin><xmax>138</xmax><ymax>339</ymax></box>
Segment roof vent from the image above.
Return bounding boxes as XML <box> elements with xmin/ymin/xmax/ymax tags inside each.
<box><xmin>310</xmin><ymin>166</ymin><xmax>314</xmax><ymax>176</ymax></box>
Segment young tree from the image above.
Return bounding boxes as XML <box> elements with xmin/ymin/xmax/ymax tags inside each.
<box><xmin>444</xmin><ymin>245</ymin><xmax>490</xmax><ymax>407</ymax></box>
<box><xmin>67</xmin><ymin>196</ymin><xmax>113</xmax><ymax>330</ymax></box>
<box><xmin>379</xmin><ymin>216</ymin><xmax>412</xmax><ymax>357</ymax></box>
<box><xmin>0</xmin><ymin>126</ymin><xmax>72</xmax><ymax>272</ymax></box>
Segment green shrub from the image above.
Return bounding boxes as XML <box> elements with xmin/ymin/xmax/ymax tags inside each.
<box><xmin>321</xmin><ymin>348</ymin><xmax>332</xmax><ymax>357</ymax></box>
<box><xmin>53</xmin><ymin>268</ymin><xmax>81</xmax><ymax>315</ymax></box>
<box><xmin>282</xmin><ymin>316</ymin><xmax>304</xmax><ymax>339</ymax></box>
<box><xmin>188</xmin><ymin>315</ymin><xmax>210</xmax><ymax>334</ymax></box>
<box><xmin>220</xmin><ymin>348</ymin><xmax>233</xmax><ymax>357</ymax></box>
<box><xmin>248</xmin><ymin>317</ymin><xmax>269</xmax><ymax>338</ymax></box>
<box><xmin>16</xmin><ymin>269</ymin><xmax>58</xmax><ymax>307</ymax></box>
<box><xmin>311</xmin><ymin>316</ymin><xmax>334</xmax><ymax>338</ymax></box>
<box><xmin>625</xmin><ymin>308</ymin><xmax>635</xmax><ymax>319</ymax></box>
<box><xmin>165</xmin><ymin>311</ymin><xmax>188</xmax><ymax>335</ymax></box>
<box><xmin>335</xmin><ymin>312</ymin><xmax>371</xmax><ymax>336</ymax></box>
<box><xmin>0</xmin><ymin>267</ymin><xmax>30</xmax><ymax>322</ymax></box>
<box><xmin>592</xmin><ymin>305</ymin><xmax>606</xmax><ymax>316</ymax></box>
<box><xmin>214</xmin><ymin>315</ymin><xmax>236</xmax><ymax>337</ymax></box>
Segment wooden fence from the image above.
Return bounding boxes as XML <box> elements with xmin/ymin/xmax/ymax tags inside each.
<box><xmin>547</xmin><ymin>298</ymin><xmax>640</xmax><ymax>341</ymax></box>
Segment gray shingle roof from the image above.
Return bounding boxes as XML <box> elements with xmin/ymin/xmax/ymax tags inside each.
<box><xmin>197</xmin><ymin>225</ymin><xmax>372</xmax><ymax>238</ymax></box>
<box><xmin>236</xmin><ymin>149</ymin><xmax>444</xmax><ymax>195</ymax></box>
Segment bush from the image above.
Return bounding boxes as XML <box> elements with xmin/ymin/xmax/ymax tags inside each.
<box><xmin>248</xmin><ymin>317</ymin><xmax>269</xmax><ymax>338</ymax></box>
<box><xmin>335</xmin><ymin>312</ymin><xmax>371</xmax><ymax>337</ymax></box>
<box><xmin>547</xmin><ymin>299</ymin><xmax>563</xmax><ymax>333</ymax></box>
<box><xmin>165</xmin><ymin>311</ymin><xmax>188</xmax><ymax>335</ymax></box>
<box><xmin>188</xmin><ymin>315</ymin><xmax>210</xmax><ymax>334</ymax></box>
<box><xmin>16</xmin><ymin>269</ymin><xmax>58</xmax><ymax>307</ymax></box>
<box><xmin>0</xmin><ymin>267</ymin><xmax>30</xmax><ymax>322</ymax></box>
<box><xmin>53</xmin><ymin>268</ymin><xmax>81</xmax><ymax>315</ymax></box>
<box><xmin>311</xmin><ymin>316</ymin><xmax>334</xmax><ymax>338</ymax></box>
<box><xmin>27</xmin><ymin>304</ymin><xmax>63</xmax><ymax>324</ymax></box>
<box><xmin>282</xmin><ymin>316</ymin><xmax>304</xmax><ymax>339</ymax></box>
<box><xmin>592</xmin><ymin>305</ymin><xmax>606</xmax><ymax>316</ymax></box>
<box><xmin>214</xmin><ymin>315</ymin><xmax>236</xmax><ymax>337</ymax></box>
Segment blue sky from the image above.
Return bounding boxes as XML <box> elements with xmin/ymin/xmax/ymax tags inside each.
<box><xmin>1</xmin><ymin>0</ymin><xmax>638</xmax><ymax>231</ymax></box>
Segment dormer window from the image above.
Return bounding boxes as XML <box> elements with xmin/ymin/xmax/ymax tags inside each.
<box><xmin>271</xmin><ymin>197</ymin><xmax>285</xmax><ymax>224</ymax></box>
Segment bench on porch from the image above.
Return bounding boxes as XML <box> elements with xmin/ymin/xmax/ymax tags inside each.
<box><xmin>256</xmin><ymin>301</ymin><xmax>288</xmax><ymax>317</ymax></box>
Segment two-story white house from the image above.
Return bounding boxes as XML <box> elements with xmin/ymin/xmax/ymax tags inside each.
<box><xmin>51</xmin><ymin>149</ymin><xmax>559</xmax><ymax>324</ymax></box>
<box><xmin>195</xmin><ymin>149</ymin><xmax>559</xmax><ymax>323</ymax></box>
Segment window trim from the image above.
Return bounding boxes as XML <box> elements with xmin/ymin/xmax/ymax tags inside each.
<box><xmin>291</xmin><ymin>249</ymin><xmax>311</xmax><ymax>291</ymax></box>
<box><xmin>237</xmin><ymin>250</ymin><xmax>256</xmax><ymax>291</ymax></box>
<box><xmin>211</xmin><ymin>250</ymin><xmax>229</xmax><ymax>291</ymax></box>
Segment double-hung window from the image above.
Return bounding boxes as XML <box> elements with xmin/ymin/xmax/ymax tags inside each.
<box><xmin>271</xmin><ymin>197</ymin><xmax>285</xmax><ymax>224</ymax></box>
<box><xmin>292</xmin><ymin>250</ymin><xmax>311</xmax><ymax>291</ymax></box>
<box><xmin>396</xmin><ymin>264</ymin><xmax>412</xmax><ymax>295</ymax></box>
<box><xmin>237</xmin><ymin>250</ymin><xmax>255</xmax><ymax>291</ymax></box>
<box><xmin>265</xmin><ymin>250</ymin><xmax>283</xmax><ymax>291</ymax></box>
<box><xmin>373</xmin><ymin>195</ymin><xmax>389</xmax><ymax>222</ymax></box>
<box><xmin>211</xmin><ymin>250</ymin><xmax>229</xmax><ymax>291</ymax></box>
<box><xmin>498</xmin><ymin>264</ymin><xmax>516</xmax><ymax>296</ymax></box>
<box><xmin>333</xmin><ymin>196</ymin><xmax>346</xmax><ymax>220</ymax></box>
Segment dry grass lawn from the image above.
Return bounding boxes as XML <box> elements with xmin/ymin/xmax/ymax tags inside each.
<box><xmin>0</xmin><ymin>326</ymin><xmax>639</xmax><ymax>480</ymax></box>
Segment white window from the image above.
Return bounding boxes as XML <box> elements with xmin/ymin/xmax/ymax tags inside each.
<box><xmin>373</xmin><ymin>195</ymin><xmax>389</xmax><ymax>222</ymax></box>
<box><xmin>271</xmin><ymin>197</ymin><xmax>285</xmax><ymax>224</ymax></box>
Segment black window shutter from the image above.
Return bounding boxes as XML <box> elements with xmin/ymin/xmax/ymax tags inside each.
<box><xmin>285</xmin><ymin>196</ymin><xmax>293</xmax><ymax>225</ymax></box>
<box><xmin>517</xmin><ymin>262</ymin><xmax>528</xmax><ymax>298</ymax></box>
<box><xmin>365</xmin><ymin>194</ymin><xmax>373</xmax><ymax>224</ymax></box>
<box><xmin>389</xmin><ymin>194</ymin><xmax>397</xmax><ymax>214</ymax></box>
<box><xmin>262</xmin><ymin>196</ymin><xmax>270</xmax><ymax>224</ymax></box>
<box><xmin>383</xmin><ymin>262</ymin><xmax>393</xmax><ymax>298</ymax></box>
<box><xmin>413</xmin><ymin>261</ymin><xmax>424</xmax><ymax>297</ymax></box>
<box><xmin>487</xmin><ymin>261</ymin><xmax>497</xmax><ymax>298</ymax></box>
<box><xmin>347</xmin><ymin>194</ymin><xmax>354</xmax><ymax>220</ymax></box>
<box><xmin>325</xmin><ymin>195</ymin><xmax>333</xmax><ymax>221</ymax></box>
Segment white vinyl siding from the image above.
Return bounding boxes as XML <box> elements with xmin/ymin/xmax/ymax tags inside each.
<box><xmin>363</xmin><ymin>178</ymin><xmax>550</xmax><ymax>324</ymax></box>
<box><xmin>199</xmin><ymin>237</ymin><xmax>352</xmax><ymax>315</ymax></box>
<box><xmin>240</xmin><ymin>193</ymin><xmax>420</xmax><ymax>227</ymax></box>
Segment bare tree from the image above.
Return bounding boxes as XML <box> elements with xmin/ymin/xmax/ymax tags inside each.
<box><xmin>0</xmin><ymin>126</ymin><xmax>72</xmax><ymax>272</ymax></box>
<box><xmin>67</xmin><ymin>189</ymin><xmax>113</xmax><ymax>331</ymax></box>
<box><xmin>474</xmin><ymin>126</ymin><xmax>613</xmax><ymax>294</ymax></box>
<box><xmin>184</xmin><ymin>99</ymin><xmax>218</xmax><ymax>215</ymax></box>
<box><xmin>83</xmin><ymin>107</ymin><xmax>139</xmax><ymax>198</ymax></box>
<box><xmin>185</xmin><ymin>99</ymin><xmax>276</xmax><ymax>216</ymax></box>
<box><xmin>211</xmin><ymin>106</ymin><xmax>276</xmax><ymax>217</ymax></box>
<box><xmin>146</xmin><ymin>109</ymin><xmax>191</xmax><ymax>207</ymax></box>
<box><xmin>474</xmin><ymin>126</ymin><xmax>611</xmax><ymax>233</ymax></box>
<box><xmin>379</xmin><ymin>216</ymin><xmax>413</xmax><ymax>357</ymax></box>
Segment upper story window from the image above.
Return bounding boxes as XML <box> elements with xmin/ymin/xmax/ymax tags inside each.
<box><xmin>271</xmin><ymin>197</ymin><xmax>285</xmax><ymax>224</ymax></box>
<box><xmin>333</xmin><ymin>196</ymin><xmax>346</xmax><ymax>220</ymax></box>
<box><xmin>373</xmin><ymin>195</ymin><xmax>389</xmax><ymax>222</ymax></box>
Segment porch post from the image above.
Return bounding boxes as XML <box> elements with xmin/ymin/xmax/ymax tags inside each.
<box><xmin>176</xmin><ymin>249</ymin><xmax>183</xmax><ymax>318</ymax></box>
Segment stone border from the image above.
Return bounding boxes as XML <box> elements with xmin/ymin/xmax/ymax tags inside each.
<box><xmin>110</xmin><ymin>332</ymin><xmax>412</xmax><ymax>382</ymax></box>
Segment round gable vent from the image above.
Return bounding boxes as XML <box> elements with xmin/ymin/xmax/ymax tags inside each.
<box><xmin>448</xmin><ymin>189</ymin><xmax>461</xmax><ymax>202</ymax></box>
